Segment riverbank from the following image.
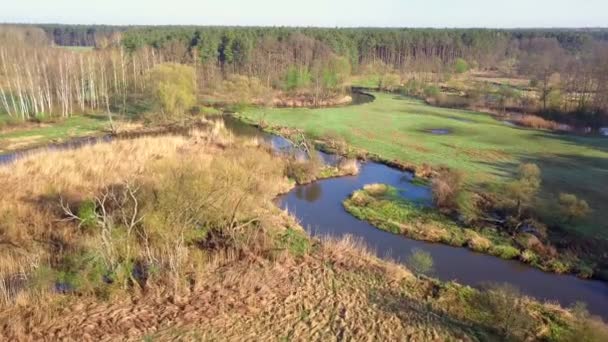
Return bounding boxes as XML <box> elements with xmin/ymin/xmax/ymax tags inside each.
<box><xmin>344</xmin><ymin>184</ymin><xmax>594</xmax><ymax>277</ymax></box>
<box><xmin>0</xmin><ymin>114</ymin><xmax>111</xmax><ymax>154</ymax></box>
<box><xmin>0</xmin><ymin>126</ymin><xmax>605</xmax><ymax>340</ymax></box>
<box><xmin>235</xmin><ymin>91</ymin><xmax>608</xmax><ymax>277</ymax></box>
<box><xmin>0</xmin><ymin>126</ymin><xmax>603</xmax><ymax>340</ymax></box>
<box><xmin>232</xmin><ymin>114</ymin><xmax>608</xmax><ymax>280</ymax></box>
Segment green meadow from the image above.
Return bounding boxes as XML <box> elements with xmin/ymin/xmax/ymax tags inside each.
<box><xmin>0</xmin><ymin>114</ymin><xmax>109</xmax><ymax>153</ymax></box>
<box><xmin>240</xmin><ymin>92</ymin><xmax>608</xmax><ymax>238</ymax></box>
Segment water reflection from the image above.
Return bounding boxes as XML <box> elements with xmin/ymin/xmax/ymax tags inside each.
<box><xmin>295</xmin><ymin>182</ymin><xmax>323</xmax><ymax>203</ymax></box>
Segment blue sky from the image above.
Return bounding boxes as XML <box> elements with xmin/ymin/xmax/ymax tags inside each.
<box><xmin>2</xmin><ymin>0</ymin><xmax>606</xmax><ymax>28</ymax></box>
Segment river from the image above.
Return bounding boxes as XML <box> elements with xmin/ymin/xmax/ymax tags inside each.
<box><xmin>223</xmin><ymin>115</ymin><xmax>608</xmax><ymax>319</ymax></box>
<box><xmin>1</xmin><ymin>100</ymin><xmax>607</xmax><ymax>319</ymax></box>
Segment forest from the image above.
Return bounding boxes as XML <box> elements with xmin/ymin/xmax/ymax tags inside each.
<box><xmin>1</xmin><ymin>24</ymin><xmax>608</xmax><ymax>126</ymax></box>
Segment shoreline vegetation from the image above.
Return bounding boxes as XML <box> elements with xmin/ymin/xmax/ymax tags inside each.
<box><xmin>343</xmin><ymin>184</ymin><xmax>593</xmax><ymax>278</ymax></box>
<box><xmin>235</xmin><ymin>91</ymin><xmax>608</xmax><ymax>281</ymax></box>
<box><xmin>8</xmin><ymin>90</ymin><xmax>602</xmax><ymax>282</ymax></box>
<box><xmin>0</xmin><ymin>122</ymin><xmax>606</xmax><ymax>340</ymax></box>
<box><xmin>231</xmin><ymin>116</ymin><xmax>603</xmax><ymax>279</ymax></box>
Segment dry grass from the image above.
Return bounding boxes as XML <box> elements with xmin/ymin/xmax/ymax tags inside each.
<box><xmin>0</xmin><ymin>123</ymin><xmax>291</xmax><ymax>306</ymax></box>
<box><xmin>1</xmin><ymin>231</ymin><xmax>598</xmax><ymax>341</ymax></box>
<box><xmin>0</xmin><ymin>236</ymin><xmax>493</xmax><ymax>342</ymax></box>
<box><xmin>513</xmin><ymin>115</ymin><xmax>563</xmax><ymax>131</ymax></box>
<box><xmin>363</xmin><ymin>183</ymin><xmax>389</xmax><ymax>196</ymax></box>
<box><xmin>337</xmin><ymin>157</ymin><xmax>360</xmax><ymax>176</ymax></box>
<box><xmin>0</xmin><ymin>120</ymin><xmax>606</xmax><ymax>340</ymax></box>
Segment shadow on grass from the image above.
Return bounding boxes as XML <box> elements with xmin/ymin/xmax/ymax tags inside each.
<box><xmin>475</xmin><ymin>150</ymin><xmax>608</xmax><ymax>268</ymax></box>
<box><xmin>368</xmin><ymin>286</ymin><xmax>500</xmax><ymax>340</ymax></box>
<box><xmin>82</xmin><ymin>113</ymin><xmax>111</xmax><ymax>122</ymax></box>
<box><xmin>528</xmin><ymin>130</ymin><xmax>608</xmax><ymax>154</ymax></box>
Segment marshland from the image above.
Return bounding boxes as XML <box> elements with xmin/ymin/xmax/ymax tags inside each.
<box><xmin>1</xmin><ymin>18</ymin><xmax>608</xmax><ymax>341</ymax></box>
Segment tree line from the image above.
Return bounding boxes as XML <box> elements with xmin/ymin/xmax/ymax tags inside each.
<box><xmin>1</xmin><ymin>24</ymin><xmax>608</xmax><ymax>121</ymax></box>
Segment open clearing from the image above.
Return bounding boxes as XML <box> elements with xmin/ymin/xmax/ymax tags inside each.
<box><xmin>240</xmin><ymin>92</ymin><xmax>608</xmax><ymax>238</ymax></box>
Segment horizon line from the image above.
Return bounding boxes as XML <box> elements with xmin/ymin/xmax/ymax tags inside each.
<box><xmin>1</xmin><ymin>21</ymin><xmax>607</xmax><ymax>30</ymax></box>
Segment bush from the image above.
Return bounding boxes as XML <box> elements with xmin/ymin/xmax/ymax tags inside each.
<box><xmin>513</xmin><ymin>115</ymin><xmax>562</xmax><ymax>130</ymax></box>
<box><xmin>378</xmin><ymin>73</ymin><xmax>401</xmax><ymax>91</ymax></box>
<box><xmin>547</xmin><ymin>259</ymin><xmax>570</xmax><ymax>274</ymax></box>
<box><xmin>285</xmin><ymin>155</ymin><xmax>322</xmax><ymax>184</ymax></box>
<box><xmin>467</xmin><ymin>233</ymin><xmax>492</xmax><ymax>252</ymax></box>
<box><xmin>471</xmin><ymin>284</ymin><xmax>537</xmax><ymax>340</ymax></box>
<box><xmin>148</xmin><ymin>63</ymin><xmax>196</xmax><ymax>118</ymax></box>
<box><xmin>423</xmin><ymin>84</ymin><xmax>440</xmax><ymax>98</ymax></box>
<box><xmin>77</xmin><ymin>199</ymin><xmax>97</xmax><ymax>230</ymax></box>
<box><xmin>503</xmin><ymin>163</ymin><xmax>541</xmax><ymax>221</ymax></box>
<box><xmin>558</xmin><ymin>193</ymin><xmax>591</xmax><ymax>222</ymax></box>
<box><xmin>401</xmin><ymin>79</ymin><xmax>424</xmax><ymax>96</ymax></box>
<box><xmin>490</xmin><ymin>245</ymin><xmax>520</xmax><ymax>259</ymax></box>
<box><xmin>285</xmin><ymin>66</ymin><xmax>312</xmax><ymax>91</ymax></box>
<box><xmin>211</xmin><ymin>74</ymin><xmax>269</xmax><ymax>104</ymax></box>
<box><xmin>454</xmin><ymin>58</ymin><xmax>469</xmax><ymax>74</ymax></box>
<box><xmin>431</xmin><ymin>167</ymin><xmax>464</xmax><ymax>211</ymax></box>
<box><xmin>406</xmin><ymin>248</ymin><xmax>434</xmax><ymax>275</ymax></box>
<box><xmin>337</xmin><ymin>158</ymin><xmax>359</xmax><ymax>176</ymax></box>
<box><xmin>363</xmin><ymin>183</ymin><xmax>389</xmax><ymax>196</ymax></box>
<box><xmin>278</xmin><ymin>227</ymin><xmax>310</xmax><ymax>257</ymax></box>
<box><xmin>559</xmin><ymin>304</ymin><xmax>608</xmax><ymax>342</ymax></box>
<box><xmin>520</xmin><ymin>249</ymin><xmax>539</xmax><ymax>264</ymax></box>
<box><xmin>575</xmin><ymin>263</ymin><xmax>594</xmax><ymax>279</ymax></box>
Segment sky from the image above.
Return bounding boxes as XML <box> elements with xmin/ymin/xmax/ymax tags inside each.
<box><xmin>1</xmin><ymin>0</ymin><xmax>607</xmax><ymax>28</ymax></box>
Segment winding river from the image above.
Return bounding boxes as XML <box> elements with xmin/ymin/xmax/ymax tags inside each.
<box><xmin>1</xmin><ymin>93</ymin><xmax>607</xmax><ymax>319</ymax></box>
<box><xmin>223</xmin><ymin>115</ymin><xmax>608</xmax><ymax>320</ymax></box>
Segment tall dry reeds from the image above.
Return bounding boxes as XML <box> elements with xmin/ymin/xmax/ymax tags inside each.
<box><xmin>0</xmin><ymin>124</ymin><xmax>290</xmax><ymax>305</ymax></box>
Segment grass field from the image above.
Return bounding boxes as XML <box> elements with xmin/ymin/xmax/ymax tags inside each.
<box><xmin>239</xmin><ymin>92</ymin><xmax>608</xmax><ymax>239</ymax></box>
<box><xmin>0</xmin><ymin>114</ymin><xmax>110</xmax><ymax>153</ymax></box>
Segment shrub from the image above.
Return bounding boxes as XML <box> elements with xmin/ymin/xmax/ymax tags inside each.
<box><xmin>423</xmin><ymin>84</ymin><xmax>440</xmax><ymax>98</ymax></box>
<box><xmin>471</xmin><ymin>284</ymin><xmax>537</xmax><ymax>340</ymax></box>
<box><xmin>548</xmin><ymin>259</ymin><xmax>570</xmax><ymax>274</ymax></box>
<box><xmin>321</xmin><ymin>130</ymin><xmax>348</xmax><ymax>154</ymax></box>
<box><xmin>363</xmin><ymin>183</ymin><xmax>389</xmax><ymax>197</ymax></box>
<box><xmin>348</xmin><ymin>190</ymin><xmax>373</xmax><ymax>207</ymax></box>
<box><xmin>77</xmin><ymin>199</ymin><xmax>97</xmax><ymax>230</ymax></box>
<box><xmin>503</xmin><ymin>163</ymin><xmax>541</xmax><ymax>220</ymax></box>
<box><xmin>575</xmin><ymin>263</ymin><xmax>594</xmax><ymax>279</ymax></box>
<box><xmin>378</xmin><ymin>73</ymin><xmax>401</xmax><ymax>91</ymax></box>
<box><xmin>278</xmin><ymin>228</ymin><xmax>310</xmax><ymax>257</ymax></box>
<box><xmin>431</xmin><ymin>167</ymin><xmax>464</xmax><ymax>211</ymax></box>
<box><xmin>559</xmin><ymin>304</ymin><xmax>608</xmax><ymax>342</ymax></box>
<box><xmin>454</xmin><ymin>58</ymin><xmax>469</xmax><ymax>74</ymax></box>
<box><xmin>513</xmin><ymin>115</ymin><xmax>561</xmax><ymax>130</ymax></box>
<box><xmin>467</xmin><ymin>233</ymin><xmax>492</xmax><ymax>252</ymax></box>
<box><xmin>285</xmin><ymin>156</ymin><xmax>321</xmax><ymax>184</ymax></box>
<box><xmin>406</xmin><ymin>248</ymin><xmax>434</xmax><ymax>275</ymax></box>
<box><xmin>558</xmin><ymin>193</ymin><xmax>591</xmax><ymax>222</ymax></box>
<box><xmin>148</xmin><ymin>63</ymin><xmax>196</xmax><ymax>118</ymax></box>
<box><xmin>337</xmin><ymin>158</ymin><xmax>359</xmax><ymax>176</ymax></box>
<box><xmin>285</xmin><ymin>66</ymin><xmax>312</xmax><ymax>91</ymax></box>
<box><xmin>212</xmin><ymin>74</ymin><xmax>269</xmax><ymax>104</ymax></box>
<box><xmin>401</xmin><ymin>79</ymin><xmax>424</xmax><ymax>96</ymax></box>
<box><xmin>490</xmin><ymin>245</ymin><xmax>520</xmax><ymax>260</ymax></box>
<box><xmin>520</xmin><ymin>249</ymin><xmax>539</xmax><ymax>264</ymax></box>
